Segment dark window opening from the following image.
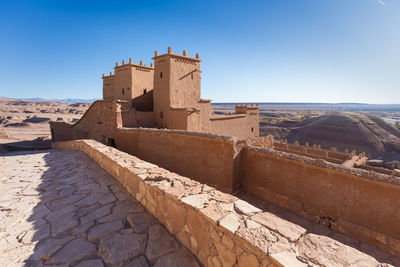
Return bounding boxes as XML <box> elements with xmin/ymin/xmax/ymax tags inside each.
<box><xmin>160</xmin><ymin>111</ymin><xmax>163</xmax><ymax>119</ymax></box>
<box><xmin>251</xmin><ymin>127</ymin><xmax>254</xmax><ymax>132</ymax></box>
<box><xmin>107</xmin><ymin>138</ymin><xmax>116</xmax><ymax>148</ymax></box>
<box><xmin>122</xmin><ymin>88</ymin><xmax>125</xmax><ymax>95</ymax></box>
<box><xmin>160</xmin><ymin>72</ymin><xmax>163</xmax><ymax>78</ymax></box>
<box><xmin>143</xmin><ymin>88</ymin><xmax>147</xmax><ymax>94</ymax></box>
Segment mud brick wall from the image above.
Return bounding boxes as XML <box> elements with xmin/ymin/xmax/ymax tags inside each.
<box><xmin>240</xmin><ymin>146</ymin><xmax>400</xmax><ymax>255</ymax></box>
<box><xmin>115</xmin><ymin>128</ymin><xmax>245</xmax><ymax>193</ymax></box>
<box><xmin>51</xmin><ymin>100</ymin><xmax>117</xmax><ymax>144</ymax></box>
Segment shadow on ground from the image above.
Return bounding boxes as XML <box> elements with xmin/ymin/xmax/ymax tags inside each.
<box><xmin>0</xmin><ymin>149</ymin><xmax>201</xmax><ymax>266</ymax></box>
<box><xmin>0</xmin><ymin>139</ymin><xmax>51</xmax><ymax>154</ymax></box>
<box><xmin>1</xmin><ymin>147</ymin><xmax>399</xmax><ymax>266</ymax></box>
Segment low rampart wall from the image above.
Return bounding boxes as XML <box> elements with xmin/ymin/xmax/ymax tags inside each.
<box><xmin>50</xmin><ymin>100</ymin><xmax>117</xmax><ymax>144</ymax></box>
<box><xmin>49</xmin><ymin>122</ymin><xmax>74</xmax><ymax>141</ymax></box>
<box><xmin>274</xmin><ymin>141</ymin><xmax>350</xmax><ymax>163</ymax></box>
<box><xmin>52</xmin><ymin>140</ymin><xmax>278</xmax><ymax>267</ymax></box>
<box><xmin>115</xmin><ymin>128</ymin><xmax>244</xmax><ymax>193</ymax></box>
<box><xmin>240</xmin><ymin>146</ymin><xmax>400</xmax><ymax>255</ymax></box>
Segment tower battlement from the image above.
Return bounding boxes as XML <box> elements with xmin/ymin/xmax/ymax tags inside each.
<box><xmin>235</xmin><ymin>103</ymin><xmax>259</xmax><ymax>114</ymax></box>
<box><xmin>102</xmin><ymin>72</ymin><xmax>115</xmax><ymax>79</ymax></box>
<box><xmin>113</xmin><ymin>58</ymin><xmax>155</xmax><ymax>70</ymax></box>
<box><xmin>152</xmin><ymin>47</ymin><xmax>201</xmax><ymax>63</ymax></box>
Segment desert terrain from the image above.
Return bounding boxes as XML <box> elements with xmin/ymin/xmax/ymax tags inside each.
<box><xmin>0</xmin><ymin>98</ymin><xmax>90</xmax><ymax>152</ymax></box>
<box><xmin>214</xmin><ymin>103</ymin><xmax>400</xmax><ymax>169</ymax></box>
<box><xmin>1</xmin><ymin>98</ymin><xmax>399</xmax><ymax>169</ymax></box>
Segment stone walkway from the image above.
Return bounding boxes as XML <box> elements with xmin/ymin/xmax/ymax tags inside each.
<box><xmin>0</xmin><ymin>150</ymin><xmax>200</xmax><ymax>266</ymax></box>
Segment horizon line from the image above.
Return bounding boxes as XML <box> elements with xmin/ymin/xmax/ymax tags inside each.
<box><xmin>1</xmin><ymin>96</ymin><xmax>400</xmax><ymax>105</ymax></box>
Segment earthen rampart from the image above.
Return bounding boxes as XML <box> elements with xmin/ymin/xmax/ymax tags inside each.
<box><xmin>49</xmin><ymin>100</ymin><xmax>400</xmax><ymax>255</ymax></box>
<box><xmin>50</xmin><ymin>100</ymin><xmax>117</xmax><ymax>144</ymax></box>
<box><xmin>52</xmin><ymin>139</ymin><xmax>400</xmax><ymax>266</ymax></box>
<box><xmin>52</xmin><ymin>140</ymin><xmax>275</xmax><ymax>266</ymax></box>
<box><xmin>240</xmin><ymin>146</ymin><xmax>400</xmax><ymax>255</ymax></box>
<box><xmin>274</xmin><ymin>139</ymin><xmax>356</xmax><ymax>164</ymax></box>
<box><xmin>115</xmin><ymin>127</ymin><xmax>244</xmax><ymax>193</ymax></box>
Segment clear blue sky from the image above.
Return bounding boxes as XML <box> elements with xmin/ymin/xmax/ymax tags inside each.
<box><xmin>0</xmin><ymin>0</ymin><xmax>399</xmax><ymax>103</ymax></box>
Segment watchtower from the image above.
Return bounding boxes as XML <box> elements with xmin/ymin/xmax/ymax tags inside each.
<box><xmin>152</xmin><ymin>47</ymin><xmax>201</xmax><ymax>126</ymax></box>
<box><xmin>102</xmin><ymin>59</ymin><xmax>154</xmax><ymax>102</ymax></box>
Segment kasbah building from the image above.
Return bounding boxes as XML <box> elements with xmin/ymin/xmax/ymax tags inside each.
<box><xmin>103</xmin><ymin>46</ymin><xmax>259</xmax><ymax>137</ymax></box>
<box><xmin>51</xmin><ymin>46</ymin><xmax>260</xmax><ymax>145</ymax></box>
<box><xmin>49</xmin><ymin>47</ymin><xmax>400</xmax><ymax>265</ymax></box>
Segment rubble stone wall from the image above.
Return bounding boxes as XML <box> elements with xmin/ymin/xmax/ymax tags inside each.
<box><xmin>240</xmin><ymin>146</ymin><xmax>400</xmax><ymax>255</ymax></box>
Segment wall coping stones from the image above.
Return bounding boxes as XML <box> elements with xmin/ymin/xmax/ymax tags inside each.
<box><xmin>53</xmin><ymin>139</ymin><xmax>399</xmax><ymax>266</ymax></box>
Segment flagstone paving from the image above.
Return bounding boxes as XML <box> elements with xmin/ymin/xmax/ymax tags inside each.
<box><xmin>0</xmin><ymin>150</ymin><xmax>200</xmax><ymax>266</ymax></box>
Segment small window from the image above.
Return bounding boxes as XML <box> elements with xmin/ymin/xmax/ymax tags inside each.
<box><xmin>160</xmin><ymin>111</ymin><xmax>163</xmax><ymax>119</ymax></box>
<box><xmin>122</xmin><ymin>88</ymin><xmax>125</xmax><ymax>95</ymax></box>
<box><xmin>143</xmin><ymin>89</ymin><xmax>147</xmax><ymax>94</ymax></box>
<box><xmin>251</xmin><ymin>127</ymin><xmax>254</xmax><ymax>132</ymax></box>
<box><xmin>160</xmin><ymin>72</ymin><xmax>163</xmax><ymax>78</ymax></box>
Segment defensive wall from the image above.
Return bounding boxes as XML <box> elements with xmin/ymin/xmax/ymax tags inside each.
<box><xmin>274</xmin><ymin>139</ymin><xmax>362</xmax><ymax>164</ymax></box>
<box><xmin>52</xmin><ymin>139</ymin><xmax>400</xmax><ymax>266</ymax></box>
<box><xmin>240</xmin><ymin>146</ymin><xmax>400</xmax><ymax>256</ymax></box>
<box><xmin>52</xmin><ymin>140</ymin><xmax>276</xmax><ymax>266</ymax></box>
<box><xmin>50</xmin><ymin>100</ymin><xmax>117</xmax><ymax>143</ymax></box>
<box><xmin>115</xmin><ymin>128</ymin><xmax>244</xmax><ymax>193</ymax></box>
<box><xmin>50</xmin><ymin>101</ymin><xmax>400</xmax><ymax>256</ymax></box>
<box><xmin>113</xmin><ymin>128</ymin><xmax>400</xmax><ymax>256</ymax></box>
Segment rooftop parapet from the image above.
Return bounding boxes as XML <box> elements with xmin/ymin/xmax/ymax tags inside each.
<box><xmin>103</xmin><ymin>56</ymin><xmax>155</xmax><ymax>78</ymax></box>
<box><xmin>152</xmin><ymin>46</ymin><xmax>201</xmax><ymax>62</ymax></box>
<box><xmin>235</xmin><ymin>103</ymin><xmax>259</xmax><ymax>114</ymax></box>
<box><xmin>102</xmin><ymin>71</ymin><xmax>115</xmax><ymax>79</ymax></box>
<box><xmin>111</xmin><ymin>58</ymin><xmax>155</xmax><ymax>71</ymax></box>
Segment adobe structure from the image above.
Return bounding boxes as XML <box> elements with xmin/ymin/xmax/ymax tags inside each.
<box><xmin>100</xmin><ymin>46</ymin><xmax>259</xmax><ymax>137</ymax></box>
<box><xmin>50</xmin><ymin>47</ymin><xmax>400</xmax><ymax>266</ymax></box>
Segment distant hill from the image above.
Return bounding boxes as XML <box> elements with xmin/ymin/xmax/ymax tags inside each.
<box><xmin>0</xmin><ymin>97</ymin><xmax>18</xmax><ymax>102</ymax></box>
<box><xmin>0</xmin><ymin>97</ymin><xmax>98</xmax><ymax>104</ymax></box>
<box><xmin>213</xmin><ymin>103</ymin><xmax>400</xmax><ymax>112</ymax></box>
<box><xmin>285</xmin><ymin>112</ymin><xmax>400</xmax><ymax>159</ymax></box>
<box><xmin>21</xmin><ymin>98</ymin><xmax>98</xmax><ymax>104</ymax></box>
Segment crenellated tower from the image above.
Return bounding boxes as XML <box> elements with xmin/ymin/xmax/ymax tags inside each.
<box><xmin>99</xmin><ymin>46</ymin><xmax>259</xmax><ymax>137</ymax></box>
<box><xmin>102</xmin><ymin>58</ymin><xmax>154</xmax><ymax>102</ymax></box>
<box><xmin>152</xmin><ymin>47</ymin><xmax>201</xmax><ymax>127</ymax></box>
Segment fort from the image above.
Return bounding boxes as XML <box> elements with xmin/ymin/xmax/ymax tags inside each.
<box><xmin>49</xmin><ymin>48</ymin><xmax>400</xmax><ymax>266</ymax></box>
<box><xmin>101</xmin><ymin>46</ymin><xmax>259</xmax><ymax>138</ymax></box>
